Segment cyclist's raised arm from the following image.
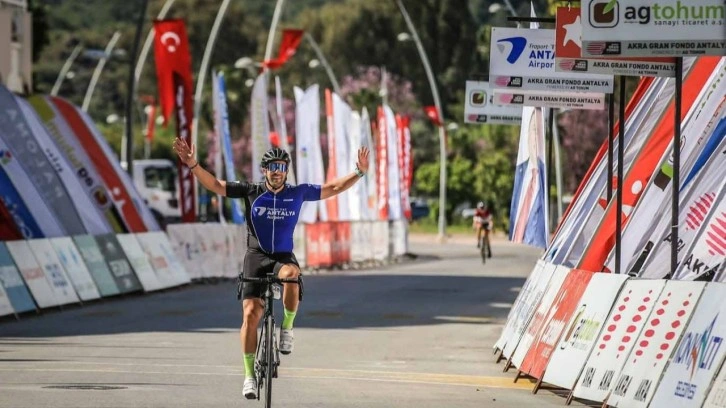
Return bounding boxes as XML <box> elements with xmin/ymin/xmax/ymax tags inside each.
<box><xmin>321</xmin><ymin>147</ymin><xmax>370</xmax><ymax>200</ymax></box>
<box><xmin>172</xmin><ymin>137</ymin><xmax>227</xmax><ymax>196</ymax></box>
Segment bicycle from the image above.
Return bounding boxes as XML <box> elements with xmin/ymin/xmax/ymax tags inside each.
<box><xmin>240</xmin><ymin>273</ymin><xmax>303</xmax><ymax>408</ymax></box>
<box><xmin>478</xmin><ymin>224</ymin><xmax>492</xmax><ymax>264</ymax></box>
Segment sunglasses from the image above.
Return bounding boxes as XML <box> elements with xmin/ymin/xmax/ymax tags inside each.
<box><xmin>266</xmin><ymin>162</ymin><xmax>288</xmax><ymax>173</ymax></box>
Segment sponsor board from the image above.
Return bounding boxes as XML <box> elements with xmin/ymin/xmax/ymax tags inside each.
<box><xmin>651</xmin><ymin>283</ymin><xmax>726</xmax><ymax>408</ymax></box>
<box><xmin>555</xmin><ymin>7</ymin><xmax>676</xmax><ymax>77</ymax></box>
<box><xmin>72</xmin><ymin>235</ymin><xmax>120</xmax><ymax>297</ymax></box>
<box><xmin>464</xmin><ymin>81</ymin><xmax>523</xmax><ymax>125</ymax></box>
<box><xmin>581</xmin><ymin>0</ymin><xmax>726</xmax><ymax>57</ymax></box>
<box><xmin>49</xmin><ymin>237</ymin><xmax>101</xmax><ymax>301</ymax></box>
<box><xmin>543</xmin><ymin>273</ymin><xmax>629</xmax><ymax>389</ymax></box>
<box><xmin>115</xmin><ymin>234</ymin><xmax>164</xmax><ymax>292</ymax></box>
<box><xmin>492</xmin><ymin>89</ymin><xmax>606</xmax><ymax>110</ymax></box>
<box><xmin>608</xmin><ymin>280</ymin><xmax>706</xmax><ymax>408</ymax></box>
<box><xmin>5</xmin><ymin>240</ymin><xmax>61</xmax><ymax>308</ymax></box>
<box><xmin>0</xmin><ymin>242</ymin><xmax>35</xmax><ymax>313</ymax></box>
<box><xmin>490</xmin><ymin>27</ymin><xmax>613</xmax><ymax>93</ymax></box>
<box><xmin>27</xmin><ymin>239</ymin><xmax>80</xmax><ymax>306</ymax></box>
<box><xmin>94</xmin><ymin>234</ymin><xmax>143</xmax><ymax>294</ymax></box>
<box><xmin>573</xmin><ymin>279</ymin><xmax>666</xmax><ymax>403</ymax></box>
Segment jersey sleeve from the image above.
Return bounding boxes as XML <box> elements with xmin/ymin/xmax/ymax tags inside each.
<box><xmin>298</xmin><ymin>183</ymin><xmax>322</xmax><ymax>201</ymax></box>
<box><xmin>226</xmin><ymin>181</ymin><xmax>250</xmax><ymax>198</ymax></box>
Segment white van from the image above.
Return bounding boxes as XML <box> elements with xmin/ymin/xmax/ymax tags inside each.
<box><xmin>131</xmin><ymin>159</ymin><xmax>181</xmax><ymax>225</ymax></box>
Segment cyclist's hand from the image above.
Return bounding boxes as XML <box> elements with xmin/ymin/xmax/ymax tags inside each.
<box><xmin>356</xmin><ymin>147</ymin><xmax>370</xmax><ymax>174</ymax></box>
<box><xmin>172</xmin><ymin>137</ymin><xmax>196</xmax><ymax>167</ymax></box>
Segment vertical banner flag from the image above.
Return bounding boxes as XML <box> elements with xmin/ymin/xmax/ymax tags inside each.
<box><xmin>213</xmin><ymin>72</ymin><xmax>243</xmax><ymax>224</ymax></box>
<box><xmin>51</xmin><ymin>97</ymin><xmax>158</xmax><ymax>232</ymax></box>
<box><xmin>332</xmin><ymin>92</ymin><xmax>352</xmax><ymax>220</ymax></box>
<box><xmin>397</xmin><ymin>115</ymin><xmax>412</xmax><ymax>220</ymax></box>
<box><xmin>210</xmin><ymin>70</ymin><xmax>224</xmax><ymax>223</ymax></box>
<box><xmin>324</xmin><ymin>89</ymin><xmax>339</xmax><ymax>220</ymax></box>
<box><xmin>555</xmin><ymin>6</ymin><xmax>676</xmax><ymax>77</ymax></box>
<box><xmin>376</xmin><ymin>106</ymin><xmax>389</xmax><ymax>220</ymax></box>
<box><xmin>509</xmin><ymin>106</ymin><xmax>548</xmax><ymax>248</ymax></box>
<box><xmin>348</xmin><ymin>112</ymin><xmax>364</xmax><ymax>221</ymax></box>
<box><xmin>153</xmin><ymin>19</ymin><xmax>196</xmax><ymax>222</ymax></box>
<box><xmin>274</xmin><ymin>76</ymin><xmax>295</xmax><ymax>184</ymax></box>
<box><xmin>294</xmin><ymin>85</ymin><xmax>326</xmax><ymax>223</ymax></box>
<box><xmin>262</xmin><ymin>29</ymin><xmax>304</xmax><ymax>70</ymax></box>
<box><xmin>250</xmin><ymin>71</ymin><xmax>271</xmax><ymax>183</ymax></box>
<box><xmin>361</xmin><ymin>107</ymin><xmax>377</xmax><ymax>220</ymax></box>
<box><xmin>580</xmin><ymin>0</ymin><xmax>726</xmax><ymax>57</ymax></box>
<box><xmin>384</xmin><ymin>105</ymin><xmax>402</xmax><ymax>220</ymax></box>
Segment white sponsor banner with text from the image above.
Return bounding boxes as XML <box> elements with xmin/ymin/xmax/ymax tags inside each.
<box><xmin>581</xmin><ymin>0</ymin><xmax>726</xmax><ymax>57</ymax></box>
<box><xmin>490</xmin><ymin>27</ymin><xmax>613</xmax><ymax>93</ymax></box>
<box><xmin>134</xmin><ymin>232</ymin><xmax>181</xmax><ymax>288</ymax></box>
<box><xmin>651</xmin><ymin>283</ymin><xmax>726</xmax><ymax>408</ymax></box>
<box><xmin>49</xmin><ymin>237</ymin><xmax>101</xmax><ymax>301</ymax></box>
<box><xmin>116</xmin><ymin>234</ymin><xmax>164</xmax><ymax>292</ymax></box>
<box><xmin>0</xmin><ymin>284</ymin><xmax>13</xmax><ymax>317</ymax></box>
<box><xmin>511</xmin><ymin>265</ymin><xmax>570</xmax><ymax>369</ymax></box>
<box><xmin>573</xmin><ymin>279</ymin><xmax>667</xmax><ymax>403</ymax></box>
<box><xmin>609</xmin><ymin>281</ymin><xmax>706</xmax><ymax>408</ymax></box>
<box><xmin>495</xmin><ymin>260</ymin><xmax>547</xmax><ymax>351</ymax></box>
<box><xmin>543</xmin><ymin>273</ymin><xmax>629</xmax><ymax>390</ymax></box>
<box><xmin>492</xmin><ymin>89</ymin><xmax>606</xmax><ymax>110</ymax></box>
<box><xmin>464</xmin><ymin>81</ymin><xmax>523</xmax><ymax>125</ymax></box>
<box><xmin>5</xmin><ymin>240</ymin><xmax>60</xmax><ymax>308</ymax></box>
<box><xmin>167</xmin><ymin>223</ymin><xmax>203</xmax><ymax>279</ymax></box>
<box><xmin>27</xmin><ymin>239</ymin><xmax>79</xmax><ymax>306</ymax></box>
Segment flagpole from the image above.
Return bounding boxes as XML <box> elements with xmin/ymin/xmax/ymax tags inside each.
<box><xmin>265</xmin><ymin>0</ymin><xmax>286</xmax><ymax>64</ymax></box>
<box><xmin>124</xmin><ymin>0</ymin><xmax>150</xmax><ymax>177</ymax></box>
<box><xmin>304</xmin><ymin>33</ymin><xmax>341</xmax><ymax>95</ymax></box>
<box><xmin>82</xmin><ymin>31</ymin><xmax>121</xmax><ymax>112</ymax></box>
<box><xmin>395</xmin><ymin>0</ymin><xmax>447</xmax><ymax>240</ymax></box>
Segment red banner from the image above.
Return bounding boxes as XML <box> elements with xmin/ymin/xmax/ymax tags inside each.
<box><xmin>423</xmin><ymin>106</ymin><xmax>442</xmax><ymax>127</ymax></box>
<box><xmin>0</xmin><ymin>200</ymin><xmax>22</xmax><ymax>240</ymax></box>
<box><xmin>52</xmin><ymin>97</ymin><xmax>149</xmax><ymax>232</ymax></box>
<box><xmin>578</xmin><ymin>57</ymin><xmax>721</xmax><ymax>272</ymax></box>
<box><xmin>324</xmin><ymin>89</ymin><xmax>339</xmax><ymax>221</ymax></box>
<box><xmin>376</xmin><ymin>107</ymin><xmax>389</xmax><ymax>220</ymax></box>
<box><xmin>397</xmin><ymin>115</ymin><xmax>412</xmax><ymax>220</ymax></box>
<box><xmin>154</xmin><ymin>19</ymin><xmax>196</xmax><ymax>222</ymax></box>
<box><xmin>263</xmin><ymin>29</ymin><xmax>304</xmax><ymax>70</ymax></box>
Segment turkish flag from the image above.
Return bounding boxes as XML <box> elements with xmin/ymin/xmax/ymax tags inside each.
<box><xmin>263</xmin><ymin>29</ymin><xmax>304</xmax><ymax>70</ymax></box>
<box><xmin>423</xmin><ymin>106</ymin><xmax>442</xmax><ymax>127</ymax></box>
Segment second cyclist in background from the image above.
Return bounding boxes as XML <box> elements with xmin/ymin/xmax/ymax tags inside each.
<box><xmin>473</xmin><ymin>202</ymin><xmax>493</xmax><ymax>258</ymax></box>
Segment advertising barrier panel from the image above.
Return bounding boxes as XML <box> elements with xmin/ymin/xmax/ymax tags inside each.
<box><xmin>464</xmin><ymin>81</ymin><xmax>523</xmax><ymax>125</ymax></box>
<box><xmin>6</xmin><ymin>240</ymin><xmax>61</xmax><ymax>308</ymax></box>
<box><xmin>608</xmin><ymin>281</ymin><xmax>706</xmax><ymax>407</ymax></box>
<box><xmin>72</xmin><ymin>235</ymin><xmax>120</xmax><ymax>297</ymax></box>
<box><xmin>0</xmin><ymin>283</ymin><xmax>13</xmax><ymax>317</ymax></box>
<box><xmin>116</xmin><ymin>234</ymin><xmax>164</xmax><ymax>292</ymax></box>
<box><xmin>134</xmin><ymin>232</ymin><xmax>178</xmax><ymax>289</ymax></box>
<box><xmin>49</xmin><ymin>237</ymin><xmax>101</xmax><ymax>301</ymax></box>
<box><xmin>651</xmin><ymin>283</ymin><xmax>726</xmax><ymax>408</ymax></box>
<box><xmin>28</xmin><ymin>239</ymin><xmax>81</xmax><ymax>305</ymax></box>
<box><xmin>372</xmin><ymin>221</ymin><xmax>389</xmax><ymax>262</ymax></box>
<box><xmin>0</xmin><ymin>242</ymin><xmax>35</xmax><ymax>313</ymax></box>
<box><xmin>95</xmin><ymin>233</ymin><xmax>143</xmax><ymax>294</ymax></box>
<box><xmin>293</xmin><ymin>223</ymin><xmax>306</xmax><ymax>269</ymax></box>
<box><xmin>573</xmin><ymin>279</ymin><xmax>667</xmax><ymax>403</ymax></box>
<box><xmin>166</xmin><ymin>223</ymin><xmax>202</xmax><ymax>279</ymax></box>
<box><xmin>495</xmin><ymin>260</ymin><xmax>545</xmax><ymax>351</ymax></box>
<box><xmin>543</xmin><ymin>273</ymin><xmax>629</xmax><ymax>390</ymax></box>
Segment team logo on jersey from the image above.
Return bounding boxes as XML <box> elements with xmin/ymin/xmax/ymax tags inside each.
<box><xmin>255</xmin><ymin>207</ymin><xmax>267</xmax><ymax>216</ymax></box>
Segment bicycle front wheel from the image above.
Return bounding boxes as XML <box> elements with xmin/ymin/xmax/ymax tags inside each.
<box><xmin>264</xmin><ymin>316</ymin><xmax>275</xmax><ymax>408</ymax></box>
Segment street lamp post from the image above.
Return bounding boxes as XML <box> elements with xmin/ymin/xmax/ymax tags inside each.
<box><xmin>51</xmin><ymin>44</ymin><xmax>83</xmax><ymax>96</ymax></box>
<box><xmin>81</xmin><ymin>31</ymin><xmax>121</xmax><ymax>112</ymax></box>
<box><xmin>395</xmin><ymin>0</ymin><xmax>448</xmax><ymax>240</ymax></box>
<box><xmin>303</xmin><ymin>33</ymin><xmax>341</xmax><ymax>95</ymax></box>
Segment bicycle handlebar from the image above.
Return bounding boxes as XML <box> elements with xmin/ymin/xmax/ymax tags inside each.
<box><xmin>240</xmin><ymin>275</ymin><xmax>301</xmax><ymax>285</ymax></box>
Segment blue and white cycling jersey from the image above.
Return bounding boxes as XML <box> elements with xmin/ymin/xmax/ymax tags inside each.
<box><xmin>226</xmin><ymin>182</ymin><xmax>321</xmax><ymax>253</ymax></box>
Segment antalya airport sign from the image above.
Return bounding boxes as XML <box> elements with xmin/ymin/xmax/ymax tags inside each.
<box><xmin>581</xmin><ymin>0</ymin><xmax>726</xmax><ymax>57</ymax></box>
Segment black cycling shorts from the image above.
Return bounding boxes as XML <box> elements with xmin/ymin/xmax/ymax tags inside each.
<box><xmin>238</xmin><ymin>248</ymin><xmax>299</xmax><ymax>300</ymax></box>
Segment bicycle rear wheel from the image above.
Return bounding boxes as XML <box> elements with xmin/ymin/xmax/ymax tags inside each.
<box><xmin>264</xmin><ymin>316</ymin><xmax>275</xmax><ymax>408</ymax></box>
<box><xmin>480</xmin><ymin>236</ymin><xmax>487</xmax><ymax>264</ymax></box>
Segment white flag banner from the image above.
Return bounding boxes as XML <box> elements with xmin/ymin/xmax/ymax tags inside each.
<box><xmin>211</xmin><ymin>70</ymin><xmax>225</xmax><ymax>223</ymax></box>
<box><xmin>464</xmin><ymin>80</ymin><xmax>523</xmax><ymax>125</ymax></box>
<box><xmin>490</xmin><ymin>27</ymin><xmax>614</xmax><ymax>93</ymax></box>
<box><xmin>348</xmin><ymin>111</ymin><xmax>364</xmax><ymax>221</ymax></box>
<box><xmin>361</xmin><ymin>107</ymin><xmax>377</xmax><ymax>220</ymax></box>
<box><xmin>251</xmin><ymin>72</ymin><xmax>270</xmax><ymax>183</ymax></box>
<box><xmin>294</xmin><ymin>85</ymin><xmax>325</xmax><ymax>223</ymax></box>
<box><xmin>332</xmin><ymin>93</ymin><xmax>352</xmax><ymax>220</ymax></box>
<box><xmin>384</xmin><ymin>105</ymin><xmax>402</xmax><ymax>220</ymax></box>
<box><xmin>492</xmin><ymin>89</ymin><xmax>606</xmax><ymax>110</ymax></box>
<box><xmin>581</xmin><ymin>0</ymin><xmax>726</xmax><ymax>57</ymax></box>
<box><xmin>275</xmin><ymin>76</ymin><xmax>295</xmax><ymax>184</ymax></box>
<box><xmin>675</xmin><ymin>194</ymin><xmax>726</xmax><ymax>281</ymax></box>
<box><xmin>608</xmin><ymin>59</ymin><xmax>726</xmax><ymax>274</ymax></box>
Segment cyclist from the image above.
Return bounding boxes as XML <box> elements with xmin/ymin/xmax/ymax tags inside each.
<box><xmin>173</xmin><ymin>138</ymin><xmax>370</xmax><ymax>399</ymax></box>
<box><xmin>473</xmin><ymin>201</ymin><xmax>493</xmax><ymax>257</ymax></box>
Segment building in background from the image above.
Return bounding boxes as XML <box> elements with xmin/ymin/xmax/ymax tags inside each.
<box><xmin>0</xmin><ymin>0</ymin><xmax>32</xmax><ymax>94</ymax></box>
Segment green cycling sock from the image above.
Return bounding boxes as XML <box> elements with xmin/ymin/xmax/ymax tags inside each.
<box><xmin>243</xmin><ymin>353</ymin><xmax>255</xmax><ymax>378</ymax></box>
<box><xmin>282</xmin><ymin>308</ymin><xmax>297</xmax><ymax>330</ymax></box>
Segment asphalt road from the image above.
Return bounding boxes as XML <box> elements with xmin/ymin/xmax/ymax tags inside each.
<box><xmin>0</xmin><ymin>233</ymin><xmax>595</xmax><ymax>408</ymax></box>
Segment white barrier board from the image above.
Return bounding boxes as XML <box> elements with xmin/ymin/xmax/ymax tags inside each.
<box><xmin>116</xmin><ymin>234</ymin><xmax>163</xmax><ymax>292</ymax></box>
<box><xmin>225</xmin><ymin>224</ymin><xmax>242</xmax><ymax>277</ymax></box>
<box><xmin>0</xmin><ymin>243</ymin><xmax>36</xmax><ymax>314</ymax></box>
<box><xmin>511</xmin><ymin>265</ymin><xmax>570</xmax><ymax>369</ymax></box>
<box><xmin>651</xmin><ymin>283</ymin><xmax>726</xmax><ymax>408</ymax></box>
<box><xmin>609</xmin><ymin>280</ymin><xmax>706</xmax><ymax>408</ymax></box>
<box><xmin>49</xmin><ymin>237</ymin><xmax>101</xmax><ymax>301</ymax></box>
<box><xmin>134</xmin><ymin>232</ymin><xmax>179</xmax><ymax>288</ymax></box>
<box><xmin>27</xmin><ymin>239</ymin><xmax>80</xmax><ymax>306</ymax></box>
<box><xmin>704</xmin><ymin>354</ymin><xmax>726</xmax><ymax>407</ymax></box>
<box><xmin>72</xmin><ymin>235</ymin><xmax>120</xmax><ymax>297</ymax></box>
<box><xmin>573</xmin><ymin>279</ymin><xmax>667</xmax><ymax>403</ymax></box>
<box><xmin>167</xmin><ymin>223</ymin><xmax>203</xmax><ymax>280</ymax></box>
<box><xmin>6</xmin><ymin>240</ymin><xmax>60</xmax><ymax>308</ymax></box>
<box><xmin>543</xmin><ymin>273</ymin><xmax>629</xmax><ymax>390</ymax></box>
<box><xmin>495</xmin><ymin>260</ymin><xmax>546</xmax><ymax>351</ymax></box>
<box><xmin>392</xmin><ymin>220</ymin><xmax>408</xmax><ymax>256</ymax></box>
<box><xmin>293</xmin><ymin>223</ymin><xmax>307</xmax><ymax>268</ymax></box>
<box><xmin>350</xmin><ymin>221</ymin><xmax>368</xmax><ymax>263</ymax></box>
<box><xmin>152</xmin><ymin>232</ymin><xmax>191</xmax><ymax>285</ymax></box>
<box><xmin>502</xmin><ymin>262</ymin><xmax>557</xmax><ymax>359</ymax></box>
<box><xmin>0</xmin><ymin>283</ymin><xmax>13</xmax><ymax>317</ymax></box>
<box><xmin>372</xmin><ymin>221</ymin><xmax>389</xmax><ymax>261</ymax></box>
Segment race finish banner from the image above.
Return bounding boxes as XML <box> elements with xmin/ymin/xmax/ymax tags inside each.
<box><xmin>492</xmin><ymin>89</ymin><xmax>606</xmax><ymax>110</ymax></box>
<box><xmin>581</xmin><ymin>0</ymin><xmax>726</xmax><ymax>57</ymax></box>
<box><xmin>555</xmin><ymin>7</ymin><xmax>676</xmax><ymax>77</ymax></box>
<box><xmin>490</xmin><ymin>27</ymin><xmax>614</xmax><ymax>93</ymax></box>
<box><xmin>464</xmin><ymin>81</ymin><xmax>523</xmax><ymax>125</ymax></box>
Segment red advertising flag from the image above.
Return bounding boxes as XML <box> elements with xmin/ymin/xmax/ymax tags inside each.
<box><xmin>324</xmin><ymin>89</ymin><xmax>339</xmax><ymax>221</ymax></box>
<box><xmin>376</xmin><ymin>106</ymin><xmax>389</xmax><ymax>220</ymax></box>
<box><xmin>145</xmin><ymin>104</ymin><xmax>157</xmax><ymax>142</ymax></box>
<box><xmin>153</xmin><ymin>19</ymin><xmax>196</xmax><ymax>222</ymax></box>
<box><xmin>263</xmin><ymin>29</ymin><xmax>304</xmax><ymax>70</ymax></box>
<box><xmin>397</xmin><ymin>114</ymin><xmax>412</xmax><ymax>220</ymax></box>
<box><xmin>423</xmin><ymin>106</ymin><xmax>442</xmax><ymax>127</ymax></box>
<box><xmin>578</xmin><ymin>57</ymin><xmax>721</xmax><ymax>272</ymax></box>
